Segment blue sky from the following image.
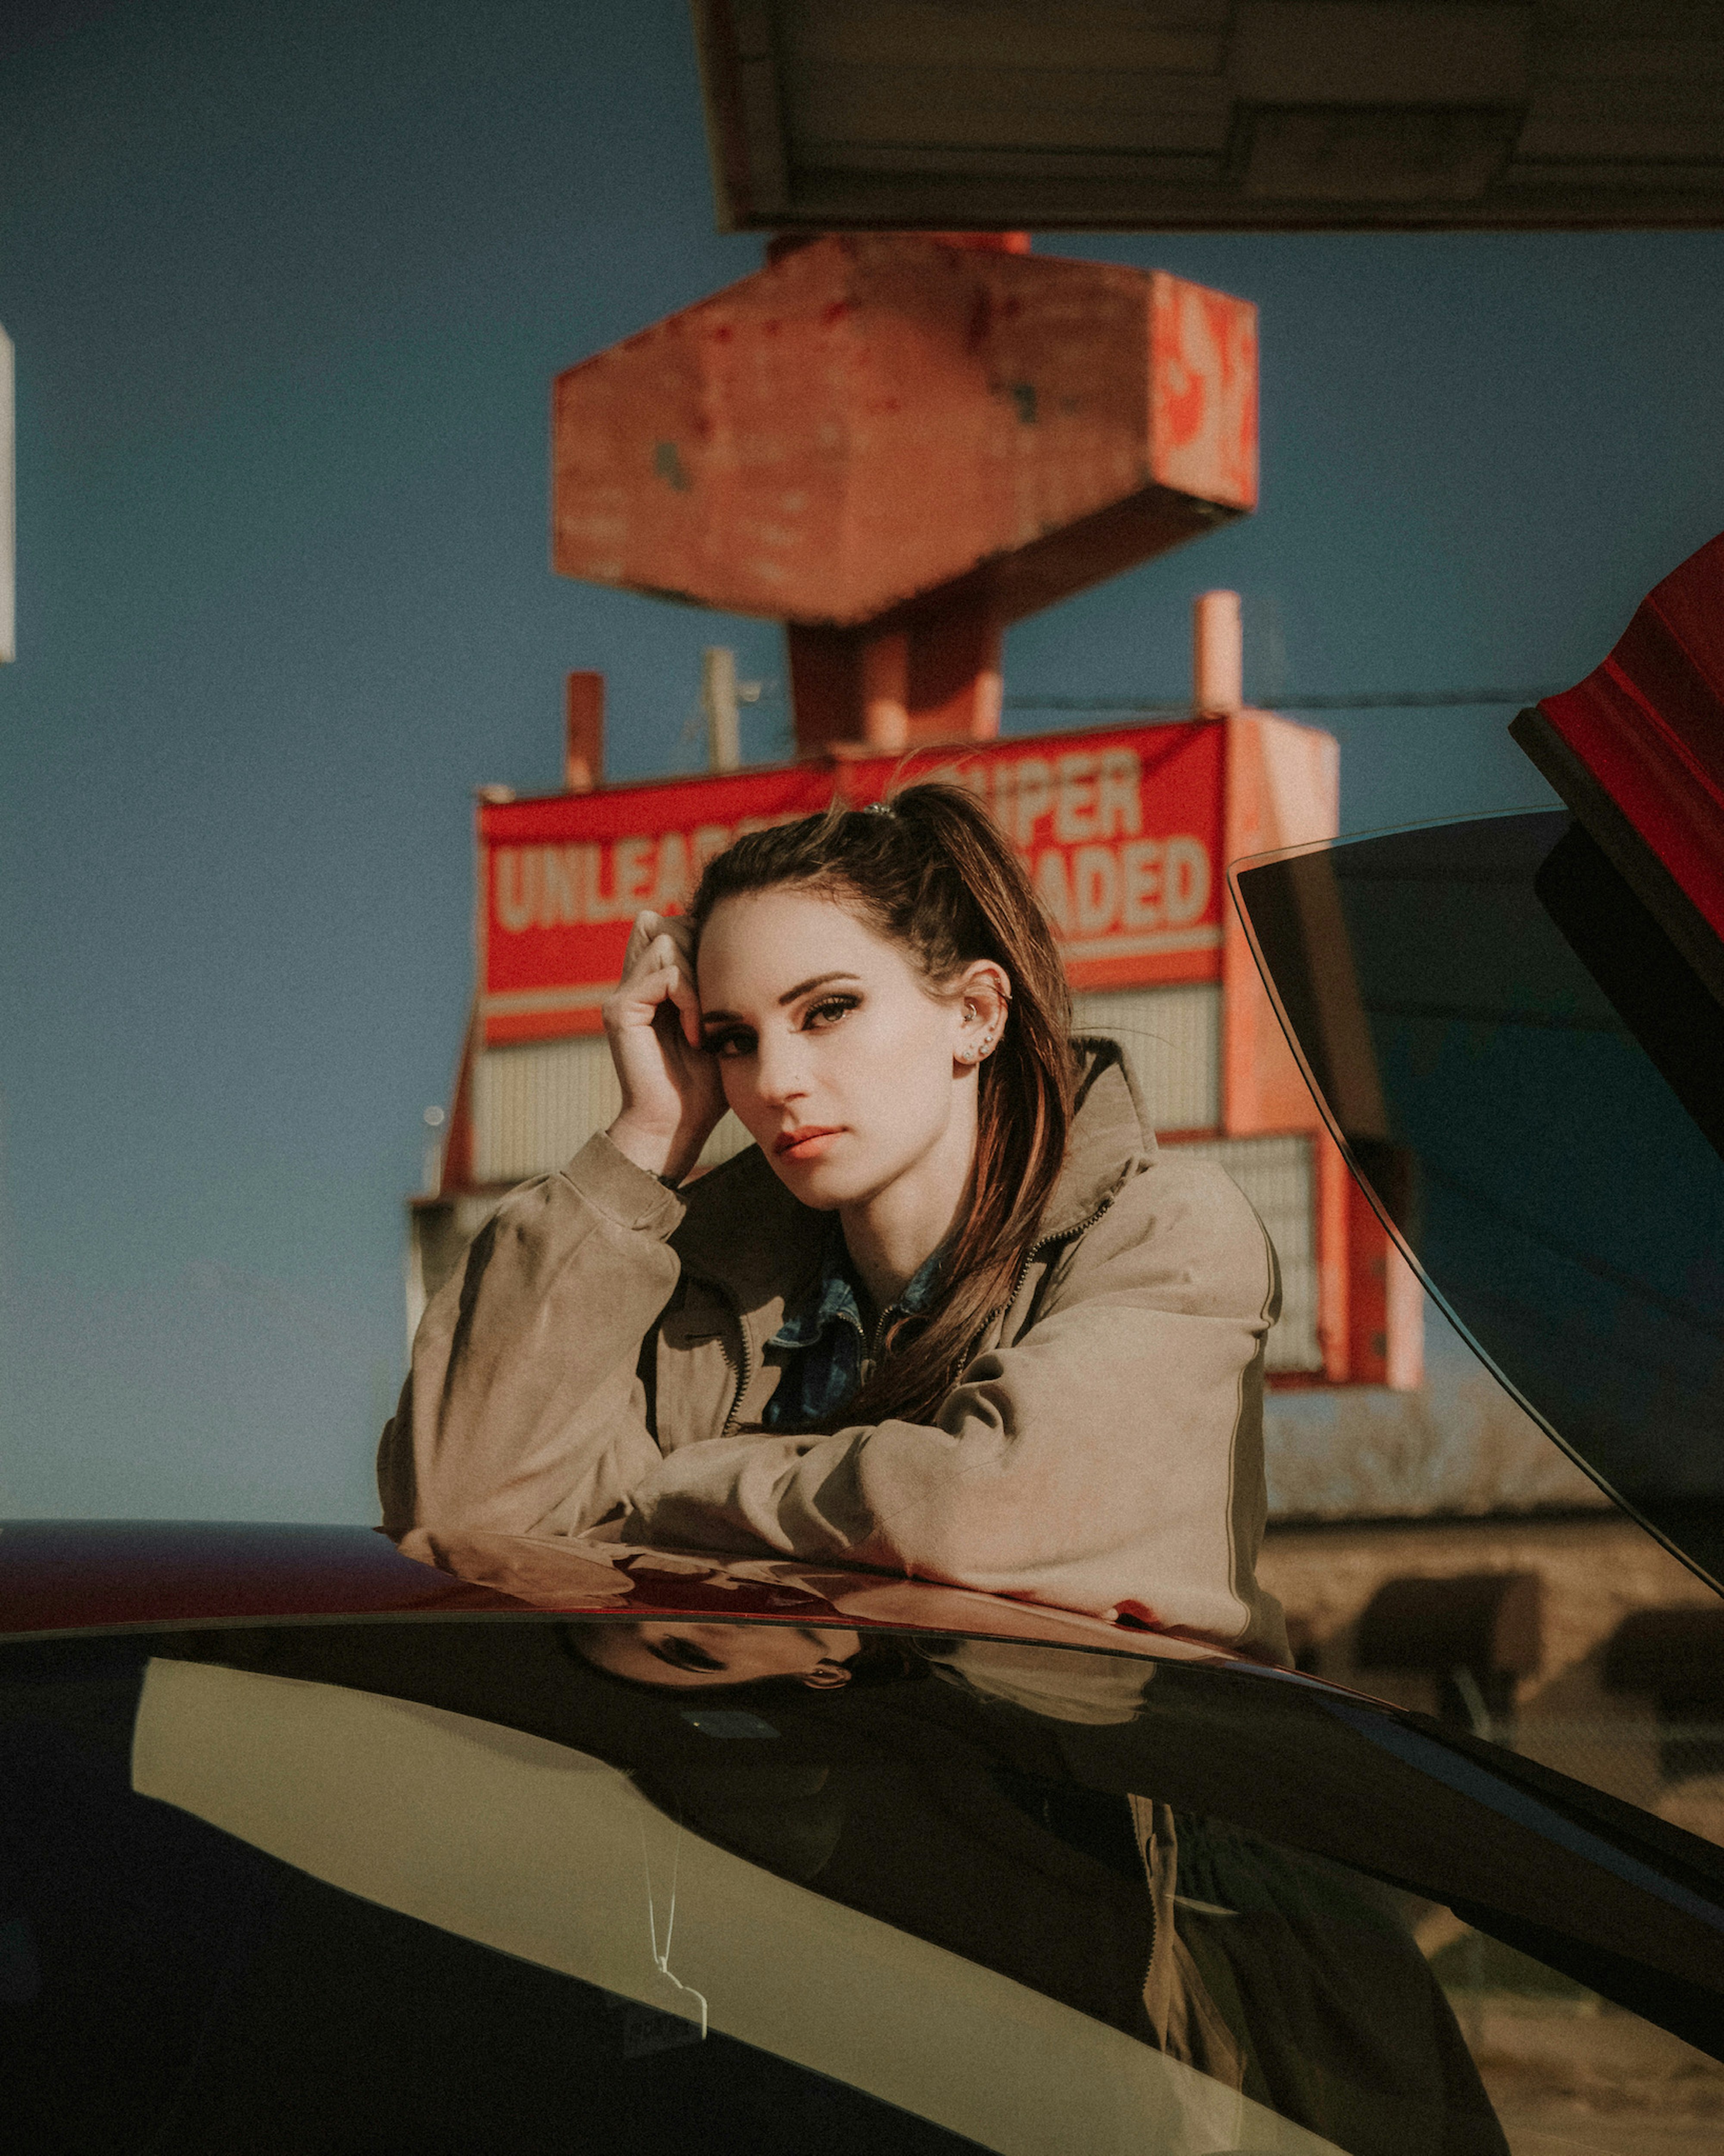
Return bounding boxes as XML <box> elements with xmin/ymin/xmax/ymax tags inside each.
<box><xmin>3</xmin><ymin>0</ymin><xmax>1721</xmax><ymax>1521</ymax></box>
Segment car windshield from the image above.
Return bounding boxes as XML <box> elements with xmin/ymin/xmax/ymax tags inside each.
<box><xmin>1233</xmin><ymin>809</ymin><xmax>1724</xmax><ymax>1595</ymax></box>
<box><xmin>5</xmin><ymin>1615</ymin><xmax>1721</xmax><ymax>2155</ymax></box>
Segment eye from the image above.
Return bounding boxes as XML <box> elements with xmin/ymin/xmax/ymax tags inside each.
<box><xmin>668</xmin><ymin>1638</ymin><xmax>725</xmax><ymax>1671</ymax></box>
<box><xmin>705</xmin><ymin>1026</ymin><xmax>756</xmax><ymax>1060</ymax></box>
<box><xmin>803</xmin><ymin>994</ymin><xmax>859</xmax><ymax>1030</ymax></box>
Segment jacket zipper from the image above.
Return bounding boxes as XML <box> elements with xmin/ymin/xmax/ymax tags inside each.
<box><xmin>717</xmin><ymin>1285</ymin><xmax>754</xmax><ymax>1439</ymax></box>
<box><xmin>994</xmin><ymin>1190</ymin><xmax>1118</xmax><ymax>1333</ymax></box>
<box><xmin>1131</xmin><ymin>1793</ymin><xmax>1162</xmax><ymax>2019</ymax></box>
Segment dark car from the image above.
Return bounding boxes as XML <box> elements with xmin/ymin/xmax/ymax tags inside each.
<box><xmin>3</xmin><ymin>1517</ymin><xmax>1721</xmax><ymax>2155</ymax></box>
<box><xmin>6</xmin><ymin>541</ymin><xmax>1724</xmax><ymax>2154</ymax></box>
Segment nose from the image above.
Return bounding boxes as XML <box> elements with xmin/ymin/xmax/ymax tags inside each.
<box><xmin>750</xmin><ymin>1028</ymin><xmax>812</xmax><ymax>1108</ymax></box>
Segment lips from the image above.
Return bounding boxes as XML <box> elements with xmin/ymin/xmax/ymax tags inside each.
<box><xmin>775</xmin><ymin>1126</ymin><xmax>843</xmax><ymax>1160</ymax></box>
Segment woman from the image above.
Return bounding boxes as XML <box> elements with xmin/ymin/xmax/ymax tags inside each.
<box><xmin>379</xmin><ymin>784</ymin><xmax>1286</xmax><ymax>1658</ymax></box>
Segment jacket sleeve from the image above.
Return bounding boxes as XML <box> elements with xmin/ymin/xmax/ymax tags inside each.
<box><xmin>377</xmin><ymin>1132</ymin><xmax>684</xmax><ymax>1540</ymax></box>
<box><xmin>622</xmin><ymin>1156</ymin><xmax>1283</xmax><ymax>1651</ymax></box>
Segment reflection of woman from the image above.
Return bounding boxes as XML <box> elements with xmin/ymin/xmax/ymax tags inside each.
<box><xmin>397</xmin><ymin>1529</ymin><xmax>1201</xmax><ymax>1703</ymax></box>
<box><xmin>381</xmin><ymin>786</ymin><xmax>1286</xmax><ymax>1656</ymax></box>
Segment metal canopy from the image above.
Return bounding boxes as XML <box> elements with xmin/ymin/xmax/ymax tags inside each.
<box><xmin>693</xmin><ymin>1</ymin><xmax>1724</xmax><ymax>232</ymax></box>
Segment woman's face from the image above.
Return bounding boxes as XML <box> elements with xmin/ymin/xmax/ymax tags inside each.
<box><xmin>695</xmin><ymin>888</ymin><xmax>988</xmax><ymax>1211</ymax></box>
<box><xmin>574</xmin><ymin>1621</ymin><xmax>862</xmax><ymax>1690</ymax></box>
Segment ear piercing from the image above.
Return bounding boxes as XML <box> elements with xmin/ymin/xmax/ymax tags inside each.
<box><xmin>959</xmin><ymin>1033</ymin><xmax>996</xmax><ymax>1064</ymax></box>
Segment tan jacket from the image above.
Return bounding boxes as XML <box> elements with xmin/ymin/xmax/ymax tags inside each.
<box><xmin>379</xmin><ymin>1041</ymin><xmax>1289</xmax><ymax>1660</ymax></box>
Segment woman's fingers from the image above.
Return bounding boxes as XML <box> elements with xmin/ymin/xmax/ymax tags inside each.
<box><xmin>661</xmin><ymin>964</ymin><xmax>704</xmax><ymax>1049</ymax></box>
<box><xmin>623</xmin><ymin>908</ymin><xmax>696</xmax><ymax>973</ymax></box>
<box><xmin>618</xmin><ymin>913</ymin><xmax>704</xmax><ymax>1049</ymax></box>
<box><xmin>625</xmin><ymin>955</ymin><xmax>702</xmax><ymax>1053</ymax></box>
<box><xmin>603</xmin><ymin>911</ymin><xmax>723</xmax><ymax>1181</ymax></box>
<box><xmin>620</xmin><ymin>916</ymin><xmax>695</xmax><ymax>995</ymax></box>
<box><xmin>621</xmin><ymin>908</ymin><xmax>675</xmax><ymax>975</ymax></box>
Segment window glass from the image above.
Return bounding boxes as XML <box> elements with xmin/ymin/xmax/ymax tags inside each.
<box><xmin>5</xmin><ymin>1621</ymin><xmax>1721</xmax><ymax>2155</ymax></box>
<box><xmin>1233</xmin><ymin>810</ymin><xmax>1724</xmax><ymax>1592</ymax></box>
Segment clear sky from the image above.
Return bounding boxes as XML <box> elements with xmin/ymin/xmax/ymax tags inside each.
<box><xmin>3</xmin><ymin>0</ymin><xmax>1721</xmax><ymax>1523</ymax></box>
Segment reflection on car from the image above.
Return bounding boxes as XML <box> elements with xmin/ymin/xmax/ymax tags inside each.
<box><xmin>4</xmin><ymin>1527</ymin><xmax>1722</xmax><ymax>2154</ymax></box>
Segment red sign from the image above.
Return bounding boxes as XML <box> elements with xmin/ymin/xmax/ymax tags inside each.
<box><xmin>478</xmin><ymin>722</ymin><xmax>1225</xmax><ymax>1044</ymax></box>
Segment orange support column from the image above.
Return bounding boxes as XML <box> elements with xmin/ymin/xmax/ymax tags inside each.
<box><xmin>784</xmin><ymin>628</ymin><xmax>859</xmax><ymax>755</ymax></box>
<box><xmin>1346</xmin><ymin>1178</ymin><xmax>1427</xmax><ymax>1391</ymax></box>
<box><xmin>1221</xmin><ymin>706</ymin><xmax>1340</xmax><ymax>1136</ymax></box>
<box><xmin>564</xmin><ymin>671</ymin><xmax>604</xmax><ymax>793</ymax></box>
<box><xmin>785</xmin><ymin>604</ymin><xmax>1003</xmax><ymax>757</ymax></box>
<box><xmin>905</xmin><ymin>600</ymin><xmax>1002</xmax><ymax>746</ymax></box>
<box><xmin>860</xmin><ymin>629</ymin><xmax>910</xmax><ymax>752</ymax></box>
<box><xmin>1316</xmin><ymin>1130</ymin><xmax>1353</xmax><ymax>1383</ymax></box>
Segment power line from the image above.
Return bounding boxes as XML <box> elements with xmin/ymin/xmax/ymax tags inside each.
<box><xmin>1003</xmin><ymin>689</ymin><xmax>1562</xmax><ymax>715</ymax></box>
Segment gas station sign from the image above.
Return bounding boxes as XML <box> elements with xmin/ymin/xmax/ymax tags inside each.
<box><xmin>478</xmin><ymin>720</ymin><xmax>1226</xmax><ymax>1045</ymax></box>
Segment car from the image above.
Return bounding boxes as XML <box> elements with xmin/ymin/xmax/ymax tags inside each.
<box><xmin>5</xmin><ymin>540</ymin><xmax>1723</xmax><ymax>2156</ymax></box>
<box><xmin>2</xmin><ymin>1515</ymin><xmax>1721</xmax><ymax>2154</ymax></box>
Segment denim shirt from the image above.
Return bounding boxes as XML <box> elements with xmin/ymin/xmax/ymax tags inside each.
<box><xmin>762</xmin><ymin>1220</ymin><xmax>944</xmax><ymax>1431</ymax></box>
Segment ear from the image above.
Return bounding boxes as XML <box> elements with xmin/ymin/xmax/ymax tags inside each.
<box><xmin>952</xmin><ymin>959</ymin><xmax>1011</xmax><ymax>1066</ymax></box>
<box><xmin>800</xmin><ymin>1661</ymin><xmax>855</xmax><ymax>1691</ymax></box>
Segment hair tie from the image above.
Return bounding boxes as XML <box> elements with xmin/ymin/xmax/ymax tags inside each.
<box><xmin>861</xmin><ymin>800</ymin><xmax>896</xmax><ymax>818</ymax></box>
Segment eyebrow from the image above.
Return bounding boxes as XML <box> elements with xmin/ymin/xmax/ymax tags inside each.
<box><xmin>700</xmin><ymin>972</ymin><xmax>862</xmax><ymax>1027</ymax></box>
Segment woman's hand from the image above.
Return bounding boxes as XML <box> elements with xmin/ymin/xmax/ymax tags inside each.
<box><xmin>603</xmin><ymin>910</ymin><xmax>727</xmax><ymax>1184</ymax></box>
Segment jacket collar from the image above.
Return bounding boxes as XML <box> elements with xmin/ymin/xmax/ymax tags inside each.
<box><xmin>1038</xmin><ymin>1035</ymin><xmax>1156</xmax><ymax>1240</ymax></box>
<box><xmin>670</xmin><ymin>1036</ymin><xmax>1156</xmax><ymax>1308</ymax></box>
<box><xmin>769</xmin><ymin>1218</ymin><xmax>946</xmax><ymax>1350</ymax></box>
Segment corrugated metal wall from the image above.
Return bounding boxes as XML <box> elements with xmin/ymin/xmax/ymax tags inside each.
<box><xmin>472</xmin><ymin>1036</ymin><xmax>753</xmax><ymax>1185</ymax></box>
<box><xmin>1165</xmin><ymin>1133</ymin><xmax>1319</xmax><ymax>1374</ymax></box>
<box><xmin>1070</xmin><ymin>983</ymin><xmax>1219</xmax><ymax>1133</ymax></box>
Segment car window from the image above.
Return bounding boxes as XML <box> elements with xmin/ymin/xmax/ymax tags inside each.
<box><xmin>1233</xmin><ymin>809</ymin><xmax>1724</xmax><ymax>1596</ymax></box>
<box><xmin>4</xmin><ymin>1621</ymin><xmax>1720</xmax><ymax>2155</ymax></box>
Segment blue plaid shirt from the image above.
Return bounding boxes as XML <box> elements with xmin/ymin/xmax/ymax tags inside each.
<box><xmin>762</xmin><ymin>1221</ymin><xmax>944</xmax><ymax>1430</ymax></box>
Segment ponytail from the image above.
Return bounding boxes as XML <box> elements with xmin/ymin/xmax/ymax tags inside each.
<box><xmin>689</xmin><ymin>782</ymin><xmax>1077</xmax><ymax>1427</ymax></box>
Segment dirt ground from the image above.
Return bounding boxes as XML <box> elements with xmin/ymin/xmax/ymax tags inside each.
<box><xmin>1468</xmin><ymin>2000</ymin><xmax>1724</xmax><ymax>2156</ymax></box>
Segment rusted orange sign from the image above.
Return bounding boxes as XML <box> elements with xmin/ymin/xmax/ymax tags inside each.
<box><xmin>553</xmin><ymin>239</ymin><xmax>1256</xmax><ymax>633</ymax></box>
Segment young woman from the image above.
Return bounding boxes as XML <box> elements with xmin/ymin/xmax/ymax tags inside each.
<box><xmin>379</xmin><ymin>784</ymin><xmax>1287</xmax><ymax>1659</ymax></box>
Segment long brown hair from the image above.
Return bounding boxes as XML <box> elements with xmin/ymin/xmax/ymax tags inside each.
<box><xmin>688</xmin><ymin>782</ymin><xmax>1077</xmax><ymax>1428</ymax></box>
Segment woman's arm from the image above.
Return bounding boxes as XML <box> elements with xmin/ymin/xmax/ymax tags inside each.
<box><xmin>377</xmin><ymin>1132</ymin><xmax>685</xmax><ymax>1539</ymax></box>
<box><xmin>394</xmin><ymin>1527</ymin><xmax>637</xmax><ymax>1605</ymax></box>
<box><xmin>616</xmin><ymin>1154</ymin><xmax>1286</xmax><ymax>1655</ymax></box>
<box><xmin>380</xmin><ymin>909</ymin><xmax>727</xmax><ymax>1541</ymax></box>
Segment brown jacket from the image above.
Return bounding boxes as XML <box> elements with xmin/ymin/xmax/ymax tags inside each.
<box><xmin>379</xmin><ymin>1041</ymin><xmax>1289</xmax><ymax>1659</ymax></box>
